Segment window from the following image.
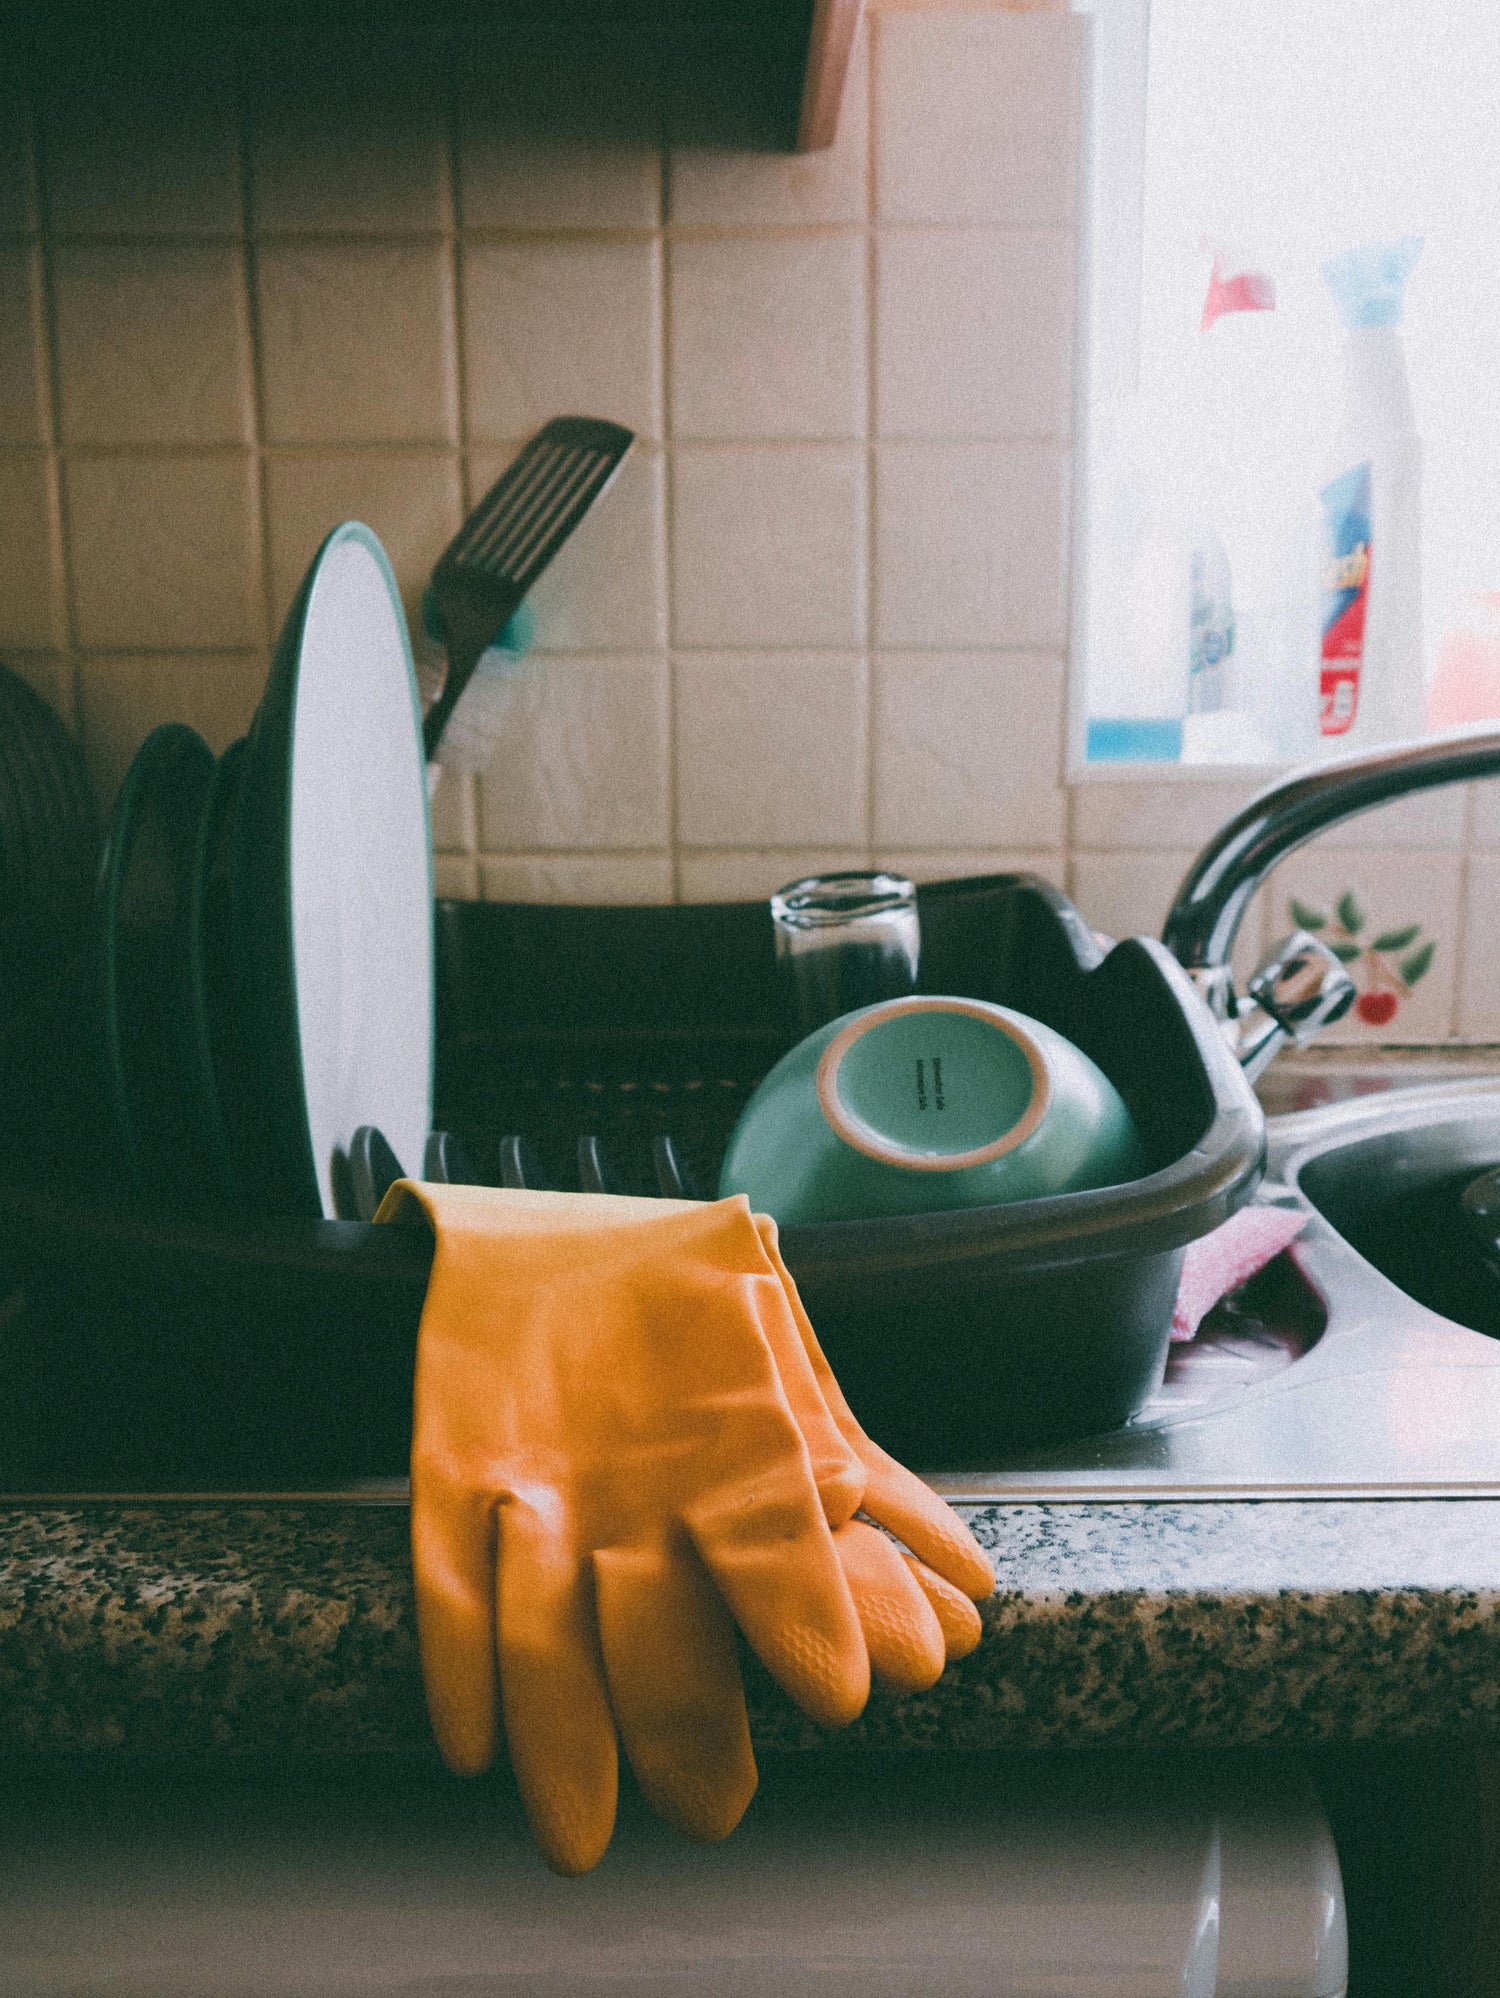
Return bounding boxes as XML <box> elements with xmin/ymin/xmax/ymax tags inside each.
<box><xmin>1072</xmin><ymin>0</ymin><xmax>1500</xmax><ymax>770</ymax></box>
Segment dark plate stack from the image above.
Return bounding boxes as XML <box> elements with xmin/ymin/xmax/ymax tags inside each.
<box><xmin>0</xmin><ymin>662</ymin><xmax>102</xmax><ymax>1181</ymax></box>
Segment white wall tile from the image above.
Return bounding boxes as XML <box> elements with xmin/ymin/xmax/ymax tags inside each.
<box><xmin>1312</xmin><ymin>785</ymin><xmax>1468</xmax><ymax>850</ymax></box>
<box><xmin>671</xmin><ymin>445</ymin><xmax>866</xmax><ymax>648</ymax></box>
<box><xmin>429</xmin><ymin>766</ymin><xmax>476</xmax><ymax>856</ymax></box>
<box><xmin>433</xmin><ymin>855</ymin><xmax>479</xmax><ymax>900</ymax></box>
<box><xmin>876</xmin><ymin>848</ymin><xmax>1066</xmax><ymax>887</ymax></box>
<box><xmin>53</xmin><ymin>243</ymin><xmax>253</xmax><ymax>448</ymax></box>
<box><xmin>2</xmin><ymin>651</ymin><xmax>74</xmax><ymax>730</ymax></box>
<box><xmin>669</xmin><ymin>235</ymin><xmax>865</xmax><ymax>441</ymax></box>
<box><xmin>1072</xmin><ymin>776</ymin><xmax>1264</xmax><ymax>852</ymax></box>
<box><xmin>1468</xmin><ymin>780</ymin><xmax>1500</xmax><ymax>848</ymax></box>
<box><xmin>480</xmin><ymin>854</ymin><xmax>674</xmax><ymax>905</ymax></box>
<box><xmin>0</xmin><ymin>245</ymin><xmax>44</xmax><ymax>446</ymax></box>
<box><xmin>465</xmin><ymin>446</ymin><xmax>666</xmax><ymax>654</ymax></box>
<box><xmin>63</xmin><ymin>454</ymin><xmax>263</xmax><ymax>651</ymax></box>
<box><xmin>875</xmin><ymin>444</ymin><xmax>1069</xmax><ymax>649</ymax></box>
<box><xmin>675</xmin><ymin>652</ymin><xmax>867</xmax><ymax>845</ymax></box>
<box><xmin>1459</xmin><ymin>854</ymin><xmax>1500</xmax><ymax>1037</ymax></box>
<box><xmin>475</xmin><ymin>655</ymin><xmax>669</xmax><ymax>851</ymax></box>
<box><xmin>876</xmin><ymin>229</ymin><xmax>1074</xmax><ymax>440</ymax></box>
<box><xmin>873</xmin><ymin>651</ymin><xmax>1065</xmax><ymax>848</ymax></box>
<box><xmin>1068</xmin><ymin>846</ymin><xmax>1280</xmax><ymax>990</ymax></box>
<box><xmin>462</xmin><ymin>239</ymin><xmax>662</xmax><ymax>445</ymax></box>
<box><xmin>1256</xmin><ymin>848</ymin><xmax>1461</xmax><ymax>1043</ymax></box>
<box><xmin>256</xmin><ymin>242</ymin><xmax>458</xmax><ymax>447</ymax></box>
<box><xmin>0</xmin><ymin>452</ymin><xmax>61</xmax><ymax>648</ymax></box>
<box><xmin>678</xmin><ymin>848</ymin><xmax>869</xmax><ymax>904</ymax></box>
<box><xmin>263</xmin><ymin>449</ymin><xmax>463</xmax><ymax>636</ymax></box>
<box><xmin>874</xmin><ymin>11</ymin><xmax>1084</xmax><ymax>227</ymax></box>
<box><xmin>667</xmin><ymin>24</ymin><xmax>869</xmax><ymax>227</ymax></box>
<box><xmin>1067</xmin><ymin>851</ymin><xmax>1199</xmax><ymax>950</ymax></box>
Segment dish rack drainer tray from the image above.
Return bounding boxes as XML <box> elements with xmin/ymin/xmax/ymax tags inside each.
<box><xmin>0</xmin><ymin>875</ymin><xmax>1263</xmax><ymax>1488</ymax></box>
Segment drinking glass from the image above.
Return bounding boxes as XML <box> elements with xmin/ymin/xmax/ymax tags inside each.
<box><xmin>769</xmin><ymin>872</ymin><xmax>920</xmax><ymax>1038</ymax></box>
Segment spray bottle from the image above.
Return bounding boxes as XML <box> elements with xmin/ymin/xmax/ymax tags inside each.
<box><xmin>1178</xmin><ymin>252</ymin><xmax>1305</xmax><ymax>763</ymax></box>
<box><xmin>1317</xmin><ymin>237</ymin><xmax>1425</xmax><ymax>748</ymax></box>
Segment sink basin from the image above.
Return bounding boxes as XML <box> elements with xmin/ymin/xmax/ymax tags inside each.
<box><xmin>1294</xmin><ymin>1082</ymin><xmax>1500</xmax><ymax>1337</ymax></box>
<box><xmin>10</xmin><ymin>1073</ymin><xmax>1500</xmax><ymax>1508</ymax></box>
<box><xmin>936</xmin><ymin>1076</ymin><xmax>1500</xmax><ymax>1502</ymax></box>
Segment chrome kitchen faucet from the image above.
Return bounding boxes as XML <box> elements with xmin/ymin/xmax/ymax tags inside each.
<box><xmin>1162</xmin><ymin>722</ymin><xmax>1500</xmax><ymax>1079</ymax></box>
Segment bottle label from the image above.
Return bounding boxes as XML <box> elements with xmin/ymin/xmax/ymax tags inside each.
<box><xmin>1319</xmin><ymin>461</ymin><xmax>1372</xmax><ymax>736</ymax></box>
<box><xmin>1188</xmin><ymin>537</ymin><xmax>1235</xmax><ymax>714</ymax></box>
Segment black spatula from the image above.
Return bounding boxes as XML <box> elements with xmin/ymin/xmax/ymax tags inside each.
<box><xmin>422</xmin><ymin>415</ymin><xmax>634</xmax><ymax>762</ymax></box>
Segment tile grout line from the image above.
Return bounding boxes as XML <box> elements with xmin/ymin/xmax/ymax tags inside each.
<box><xmin>26</xmin><ymin>221</ymin><xmax>1076</xmax><ymax>249</ymax></box>
<box><xmin>28</xmin><ymin>102</ymin><xmax>83</xmax><ymax>733</ymax></box>
<box><xmin>1058</xmin><ymin>22</ymin><xmax>1087</xmax><ymax>909</ymax></box>
<box><xmin>444</xmin><ymin>31</ymin><xmax>481</xmax><ymax>883</ymax></box>
<box><xmin>1452</xmin><ymin>783</ymin><xmax>1478</xmax><ymax>1039</ymax></box>
<box><xmin>236</xmin><ymin>67</ymin><xmax>278</xmax><ymax>671</ymax></box>
<box><xmin>659</xmin><ymin>59</ymin><xmax>681</xmax><ymax>906</ymax></box>
<box><xmin>863</xmin><ymin>15</ymin><xmax>878</xmax><ymax>873</ymax></box>
<box><xmin>5</xmin><ymin>430</ymin><xmax>1076</xmax><ymax>458</ymax></box>
<box><xmin>37</xmin><ymin>640</ymin><xmax>1066</xmax><ymax>661</ymax></box>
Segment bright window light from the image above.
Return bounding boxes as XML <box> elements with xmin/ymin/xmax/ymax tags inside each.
<box><xmin>1074</xmin><ymin>0</ymin><xmax>1500</xmax><ymax>770</ymax></box>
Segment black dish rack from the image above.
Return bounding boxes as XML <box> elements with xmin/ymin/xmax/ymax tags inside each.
<box><xmin>0</xmin><ymin>875</ymin><xmax>1263</xmax><ymax>1489</ymax></box>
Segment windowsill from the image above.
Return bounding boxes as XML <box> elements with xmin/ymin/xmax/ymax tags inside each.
<box><xmin>1068</xmin><ymin>758</ymin><xmax>1289</xmax><ymax>784</ymax></box>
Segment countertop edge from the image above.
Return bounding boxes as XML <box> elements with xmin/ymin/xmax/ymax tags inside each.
<box><xmin>4</xmin><ymin>1499</ymin><xmax>1499</xmax><ymax>1756</ymax></box>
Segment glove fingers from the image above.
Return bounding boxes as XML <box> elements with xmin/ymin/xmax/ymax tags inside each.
<box><xmin>833</xmin><ymin>1520</ymin><xmax>946</xmax><ymax>1693</ymax></box>
<box><xmin>593</xmin><ymin>1543</ymin><xmax>757</xmax><ymax>1844</ymax></box>
<box><xmin>685</xmin><ymin>1484</ymin><xmax>869</xmax><ymax>1731</ymax></box>
<box><xmin>902</xmin><ymin>1551</ymin><xmax>984</xmax><ymax>1661</ymax></box>
<box><xmin>857</xmin><ymin>1457</ymin><xmax>997</xmax><ymax>1604</ymax></box>
<box><xmin>410</xmin><ymin>1482</ymin><xmax>500</xmax><ymax>1777</ymax></box>
<box><xmin>495</xmin><ymin>1501</ymin><xmax>619</xmax><ymax>1877</ymax></box>
<box><xmin>746</xmin><ymin>1223</ymin><xmax>865</xmax><ymax>1528</ymax></box>
<box><xmin>753</xmin><ymin>1216</ymin><xmax>996</xmax><ymax>1604</ymax></box>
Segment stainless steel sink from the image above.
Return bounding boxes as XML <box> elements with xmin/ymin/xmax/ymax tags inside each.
<box><xmin>937</xmin><ymin>1076</ymin><xmax>1500</xmax><ymax>1503</ymax></box>
<box><xmin>15</xmin><ymin>1071</ymin><xmax>1500</xmax><ymax>1510</ymax></box>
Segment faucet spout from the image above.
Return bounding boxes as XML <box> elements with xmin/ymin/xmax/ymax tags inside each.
<box><xmin>1162</xmin><ymin>723</ymin><xmax>1500</xmax><ymax>990</ymax></box>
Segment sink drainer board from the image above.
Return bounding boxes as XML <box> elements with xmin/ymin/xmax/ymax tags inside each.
<box><xmin>930</xmin><ymin>1077</ymin><xmax>1500</xmax><ymax>1503</ymax></box>
<box><xmin>0</xmin><ymin>876</ymin><xmax>1263</xmax><ymax>1494</ymax></box>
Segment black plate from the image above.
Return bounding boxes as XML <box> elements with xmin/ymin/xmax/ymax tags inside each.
<box><xmin>0</xmin><ymin>665</ymin><xmax>98</xmax><ymax>1008</ymax></box>
<box><xmin>98</xmin><ymin>724</ymin><xmax>218</xmax><ymax>1210</ymax></box>
<box><xmin>187</xmin><ymin>736</ymin><xmax>253</xmax><ymax>1209</ymax></box>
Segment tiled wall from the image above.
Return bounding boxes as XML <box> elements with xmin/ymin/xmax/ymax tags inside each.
<box><xmin>1</xmin><ymin>5</ymin><xmax>1493</xmax><ymax>1040</ymax></box>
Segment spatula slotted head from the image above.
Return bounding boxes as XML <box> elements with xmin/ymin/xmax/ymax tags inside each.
<box><xmin>424</xmin><ymin>416</ymin><xmax>634</xmax><ymax>760</ymax></box>
<box><xmin>439</xmin><ymin>416</ymin><xmax>634</xmax><ymax>592</ymax></box>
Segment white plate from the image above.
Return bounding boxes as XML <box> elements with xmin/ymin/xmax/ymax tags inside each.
<box><xmin>235</xmin><ymin>523</ymin><xmax>432</xmax><ymax>1219</ymax></box>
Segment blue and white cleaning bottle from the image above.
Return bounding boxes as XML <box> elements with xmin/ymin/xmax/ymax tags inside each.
<box><xmin>1317</xmin><ymin>237</ymin><xmax>1425</xmax><ymax>749</ymax></box>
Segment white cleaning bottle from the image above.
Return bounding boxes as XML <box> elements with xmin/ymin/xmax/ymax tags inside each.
<box><xmin>1178</xmin><ymin>253</ymin><xmax>1301</xmax><ymax>763</ymax></box>
<box><xmin>1316</xmin><ymin>237</ymin><xmax>1425</xmax><ymax>749</ymax></box>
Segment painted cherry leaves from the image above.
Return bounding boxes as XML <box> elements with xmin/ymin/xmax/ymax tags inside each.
<box><xmin>1289</xmin><ymin>891</ymin><xmax>1436</xmax><ymax>1027</ymax></box>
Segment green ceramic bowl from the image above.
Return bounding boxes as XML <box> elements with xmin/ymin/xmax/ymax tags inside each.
<box><xmin>718</xmin><ymin>995</ymin><xmax>1146</xmax><ymax>1226</ymax></box>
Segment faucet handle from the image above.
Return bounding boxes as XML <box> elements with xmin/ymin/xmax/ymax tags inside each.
<box><xmin>1233</xmin><ymin>929</ymin><xmax>1357</xmax><ymax>1080</ymax></box>
<box><xmin>1248</xmin><ymin>929</ymin><xmax>1358</xmax><ymax>1040</ymax></box>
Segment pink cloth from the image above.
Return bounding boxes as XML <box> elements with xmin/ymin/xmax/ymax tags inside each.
<box><xmin>1171</xmin><ymin>1205</ymin><xmax>1308</xmax><ymax>1341</ymax></box>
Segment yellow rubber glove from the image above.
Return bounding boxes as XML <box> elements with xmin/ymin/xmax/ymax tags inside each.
<box><xmin>751</xmin><ymin>1214</ymin><xmax>993</xmax><ymax>1659</ymax></box>
<box><xmin>386</xmin><ymin>1182</ymin><xmax>871</xmax><ymax>1875</ymax></box>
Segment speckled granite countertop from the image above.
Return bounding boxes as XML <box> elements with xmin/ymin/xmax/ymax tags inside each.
<box><xmin>8</xmin><ymin>1053</ymin><xmax>1500</xmax><ymax>1759</ymax></box>
<box><xmin>4</xmin><ymin>1498</ymin><xmax>1498</xmax><ymax>1756</ymax></box>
